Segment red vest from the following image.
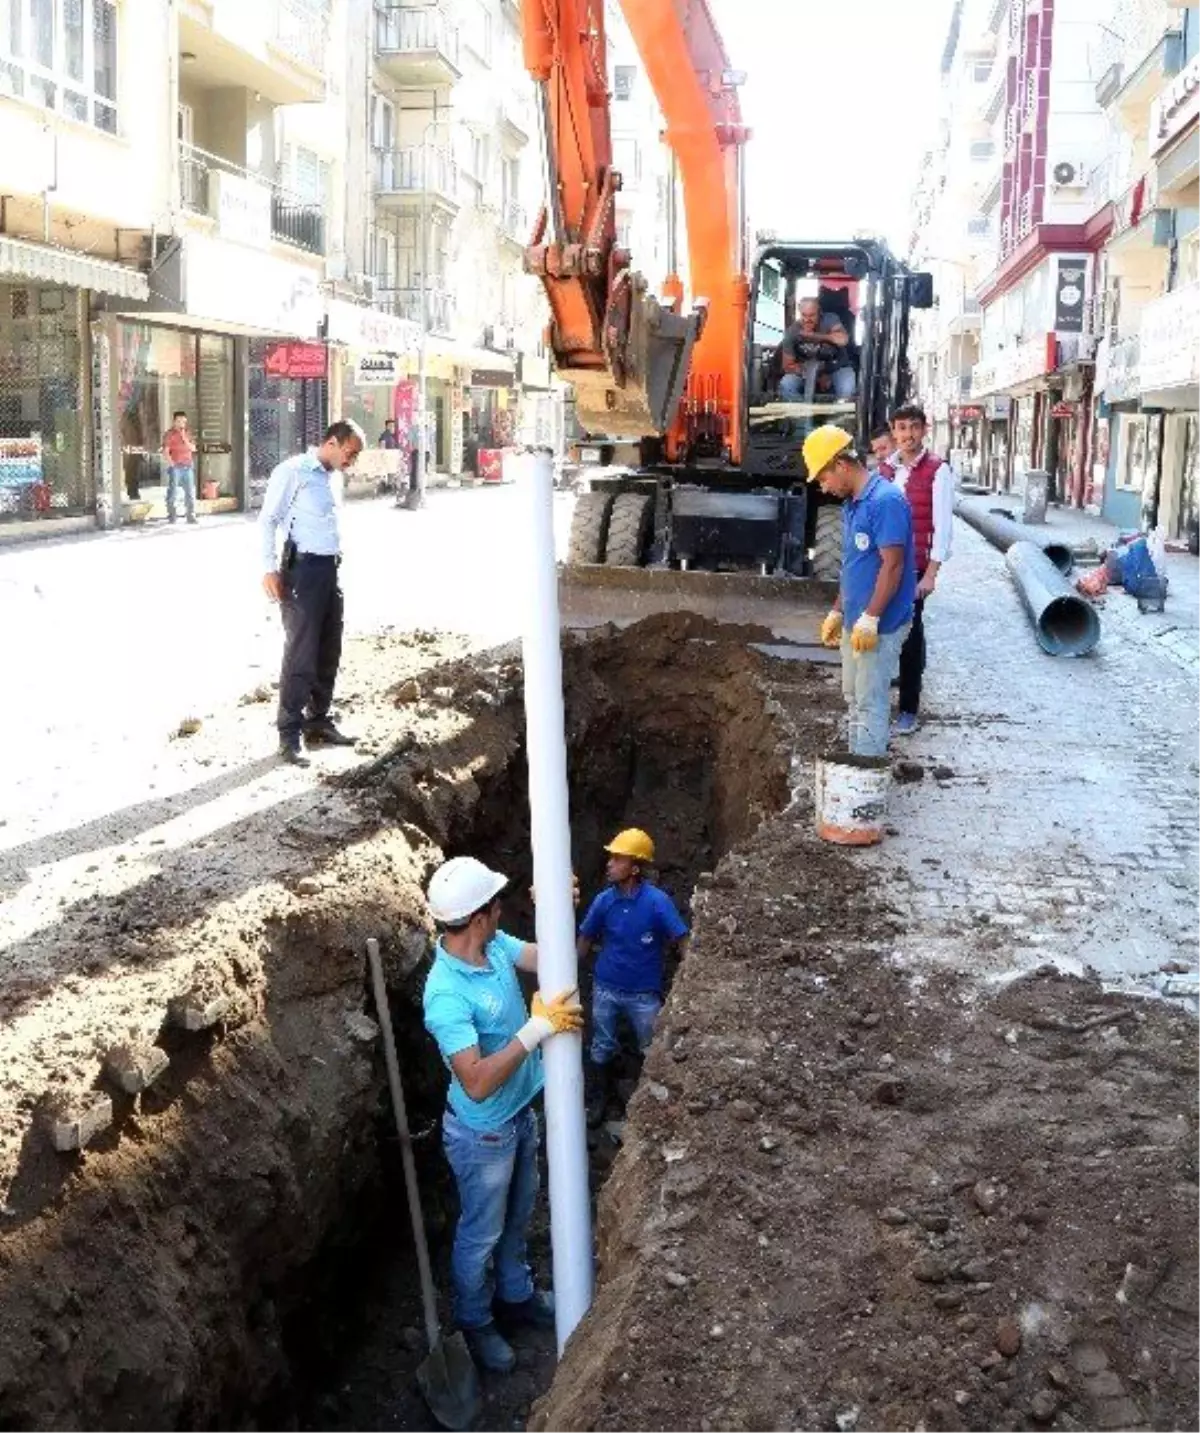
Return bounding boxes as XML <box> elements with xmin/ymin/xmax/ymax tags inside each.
<box><xmin>882</xmin><ymin>451</ymin><xmax>940</xmax><ymax>571</ymax></box>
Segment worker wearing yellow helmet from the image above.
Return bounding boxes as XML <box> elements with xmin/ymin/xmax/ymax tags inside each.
<box><xmin>803</xmin><ymin>425</ymin><xmax>917</xmax><ymax>757</ymax></box>
<box><xmin>576</xmin><ymin>828</ymin><xmax>689</xmax><ymax>1127</ymax></box>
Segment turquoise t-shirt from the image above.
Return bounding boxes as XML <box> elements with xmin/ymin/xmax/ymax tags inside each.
<box><xmin>422</xmin><ymin>929</ymin><xmax>543</xmax><ymax>1131</ymax></box>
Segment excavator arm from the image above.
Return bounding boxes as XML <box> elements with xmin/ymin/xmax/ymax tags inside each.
<box><xmin>520</xmin><ymin>0</ymin><xmax>749</xmax><ymax>460</ymax></box>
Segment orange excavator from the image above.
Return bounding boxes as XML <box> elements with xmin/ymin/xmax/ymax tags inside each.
<box><xmin>520</xmin><ymin>0</ymin><xmax>933</xmax><ymax>582</ymax></box>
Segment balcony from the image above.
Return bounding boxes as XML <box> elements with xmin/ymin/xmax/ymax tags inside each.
<box><xmin>499</xmin><ymin>92</ymin><xmax>533</xmax><ymax>146</ymax></box>
<box><xmin>375</xmin><ymin>2</ymin><xmax>462</xmax><ymax>86</ymax></box>
<box><xmin>178</xmin><ymin>0</ymin><xmax>327</xmax><ymax>106</ymax></box>
<box><xmin>1138</xmin><ymin>281</ymin><xmax>1200</xmax><ymax>395</ymax></box>
<box><xmin>376</xmin><ymin>285</ymin><xmax>457</xmax><ymax>336</ymax></box>
<box><xmin>948</xmin><ymin>296</ymin><xmax>983</xmax><ymax>336</ymax></box>
<box><xmin>374</xmin><ymin>146</ymin><xmax>460</xmax><ymax>214</ymax></box>
<box><xmin>1112</xmin><ymin>30</ymin><xmax>1183</xmax><ymax>125</ymax></box>
<box><xmin>180</xmin><ymin>143</ymin><xmax>326</xmax><ymax>256</ymax></box>
<box><xmin>500</xmin><ymin>201</ymin><xmax>528</xmax><ymax>246</ymax></box>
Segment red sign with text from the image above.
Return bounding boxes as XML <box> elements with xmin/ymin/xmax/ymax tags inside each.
<box><xmin>263</xmin><ymin>341</ymin><xmax>327</xmax><ymax>380</ymax></box>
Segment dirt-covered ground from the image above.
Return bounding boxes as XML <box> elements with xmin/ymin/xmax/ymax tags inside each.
<box><xmin>0</xmin><ymin>606</ymin><xmax>1195</xmax><ymax>1432</ymax></box>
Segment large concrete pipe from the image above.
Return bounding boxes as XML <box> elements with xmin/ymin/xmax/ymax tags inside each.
<box><xmin>954</xmin><ymin>499</ymin><xmax>1074</xmax><ymax>574</ymax></box>
<box><xmin>1005</xmin><ymin>540</ymin><xmax>1101</xmax><ymax>656</ymax></box>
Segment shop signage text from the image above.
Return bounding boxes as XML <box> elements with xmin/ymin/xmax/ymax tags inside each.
<box><xmin>325</xmin><ymin>299</ymin><xmax>420</xmax><ymax>355</ymax></box>
<box><xmin>469</xmin><ymin>369</ymin><xmax>513</xmax><ymax>389</ymax></box>
<box><xmin>355</xmin><ymin>352</ymin><xmax>402</xmax><ymax>385</ymax></box>
<box><xmin>1096</xmin><ymin>334</ymin><xmax>1141</xmax><ymax>403</ymax></box>
<box><xmin>185</xmin><ymin>234</ymin><xmax>322</xmax><ymax>338</ymax></box>
<box><xmin>1054</xmin><ymin>257</ymin><xmax>1087</xmax><ymax>334</ymax></box>
<box><xmin>970</xmin><ymin>333</ymin><xmax>1057</xmax><ymax>398</ymax></box>
<box><xmin>264</xmin><ymin>341</ymin><xmax>327</xmax><ymax>380</ymax></box>
<box><xmin>949</xmin><ymin>404</ymin><xmax>984</xmax><ymax>422</ymax></box>
<box><xmin>1150</xmin><ymin>52</ymin><xmax>1200</xmax><ymax>157</ymax></box>
<box><xmin>213</xmin><ymin>171</ymin><xmax>273</xmax><ymax>250</ymax></box>
<box><xmin>1138</xmin><ymin>281</ymin><xmax>1200</xmax><ymax>395</ymax></box>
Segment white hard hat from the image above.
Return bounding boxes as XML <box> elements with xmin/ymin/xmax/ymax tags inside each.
<box><xmin>427</xmin><ymin>856</ymin><xmax>509</xmax><ymax>925</ymax></box>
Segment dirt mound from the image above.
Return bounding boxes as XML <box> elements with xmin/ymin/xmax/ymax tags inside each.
<box><xmin>531</xmin><ymin>804</ymin><xmax>1199</xmax><ymax>1432</ymax></box>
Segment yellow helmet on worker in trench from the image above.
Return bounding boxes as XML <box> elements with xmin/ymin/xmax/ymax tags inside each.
<box><xmin>802</xmin><ymin>424</ymin><xmax>855</xmax><ymax>481</ymax></box>
<box><xmin>605</xmin><ymin>828</ymin><xmax>656</xmax><ymax>863</ymax></box>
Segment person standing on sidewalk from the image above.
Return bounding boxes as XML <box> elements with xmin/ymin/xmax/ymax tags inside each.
<box><xmin>258</xmin><ymin>420</ymin><xmax>364</xmax><ymax>766</ymax></box>
<box><xmin>423</xmin><ymin>856</ymin><xmax>583</xmax><ymax>1374</ymax></box>
<box><xmin>806</xmin><ymin>425</ymin><xmax>915</xmax><ymax>758</ymax></box>
<box><xmin>576</xmin><ymin>828</ymin><xmax>689</xmax><ymax>1127</ymax></box>
<box><xmin>882</xmin><ymin>403</ymin><xmax>955</xmax><ymax>736</ymax></box>
<box><xmin>162</xmin><ymin>411</ymin><xmax>197</xmax><ymax>524</ymax></box>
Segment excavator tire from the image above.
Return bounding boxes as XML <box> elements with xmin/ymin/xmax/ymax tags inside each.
<box><xmin>811</xmin><ymin>505</ymin><xmax>843</xmax><ymax>582</ymax></box>
<box><xmin>604</xmin><ymin>492</ymin><xmax>654</xmax><ymax>566</ymax></box>
<box><xmin>567</xmin><ymin>492</ymin><xmax>614</xmax><ymax>565</ymax></box>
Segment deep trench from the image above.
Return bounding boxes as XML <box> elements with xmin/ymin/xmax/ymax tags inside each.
<box><xmin>273</xmin><ymin>624</ymin><xmax>794</xmax><ymax>1431</ymax></box>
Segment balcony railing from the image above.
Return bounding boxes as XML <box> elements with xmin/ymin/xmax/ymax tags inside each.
<box><xmin>375</xmin><ymin>145</ymin><xmax>459</xmax><ymax>202</ymax></box>
<box><xmin>377</xmin><ymin>285</ymin><xmax>457</xmax><ymax>335</ymax></box>
<box><xmin>375</xmin><ymin>2</ymin><xmax>460</xmax><ymax>67</ymax></box>
<box><xmin>180</xmin><ymin>143</ymin><xmax>326</xmax><ymax>256</ymax></box>
<box><xmin>275</xmin><ymin>0</ymin><xmax>328</xmax><ymax>72</ymax></box>
<box><xmin>501</xmin><ymin>201</ymin><xmax>527</xmax><ymax>240</ymax></box>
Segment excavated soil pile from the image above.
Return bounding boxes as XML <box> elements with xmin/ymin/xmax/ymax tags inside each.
<box><xmin>531</xmin><ymin>811</ymin><xmax>1199</xmax><ymax>1432</ymax></box>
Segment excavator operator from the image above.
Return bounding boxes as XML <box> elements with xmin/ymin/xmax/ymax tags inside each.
<box><xmin>778</xmin><ymin>297</ymin><xmax>857</xmax><ymax>410</ymax></box>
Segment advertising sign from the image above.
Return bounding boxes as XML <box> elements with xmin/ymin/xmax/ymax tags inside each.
<box><xmin>355</xmin><ymin>352</ymin><xmax>403</xmax><ymax>385</ymax></box>
<box><xmin>1054</xmin><ymin>257</ymin><xmax>1087</xmax><ymax>334</ymax></box>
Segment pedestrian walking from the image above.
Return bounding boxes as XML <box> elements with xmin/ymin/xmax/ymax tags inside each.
<box><xmin>881</xmin><ymin>402</ymin><xmax>955</xmax><ymax>736</ymax></box>
<box><xmin>422</xmin><ymin>856</ymin><xmax>582</xmax><ymax>1374</ymax></box>
<box><xmin>162</xmin><ymin>411</ymin><xmax>197</xmax><ymax>524</ymax></box>
<box><xmin>806</xmin><ymin>425</ymin><xmax>916</xmax><ymax>758</ymax></box>
<box><xmin>576</xmin><ymin>828</ymin><xmax>688</xmax><ymax>1127</ymax></box>
<box><xmin>258</xmin><ymin>419</ymin><xmax>364</xmax><ymax>766</ymax></box>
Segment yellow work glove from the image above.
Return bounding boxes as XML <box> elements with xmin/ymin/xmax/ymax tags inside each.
<box><xmin>517</xmin><ymin>988</ymin><xmax>584</xmax><ymax>1052</ymax></box>
<box><xmin>820</xmin><ymin>610</ymin><xmax>843</xmax><ymax>648</ymax></box>
<box><xmin>850</xmin><ymin>613</ymin><xmax>880</xmax><ymax>653</ymax></box>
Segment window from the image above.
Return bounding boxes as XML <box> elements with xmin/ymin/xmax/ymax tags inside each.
<box><xmin>463</xmin><ymin>0</ymin><xmax>492</xmax><ymax>62</ymax></box>
<box><xmin>614</xmin><ymin>64</ymin><xmax>636</xmax><ymax>100</ymax></box>
<box><xmin>967</xmin><ymin>216</ymin><xmax>991</xmax><ymax>236</ymax></box>
<box><xmin>0</xmin><ymin>0</ymin><xmax>117</xmax><ymax>131</ymax></box>
<box><xmin>969</xmin><ymin>140</ymin><xmax>995</xmax><ymax>160</ymax></box>
<box><xmin>370</xmin><ymin>94</ymin><xmax>394</xmax><ymax>152</ymax></box>
<box><xmin>612</xmin><ymin>136</ymin><xmax>640</xmax><ymax>182</ymax></box>
<box><xmin>971</xmin><ymin>59</ymin><xmax>992</xmax><ymax>82</ymax></box>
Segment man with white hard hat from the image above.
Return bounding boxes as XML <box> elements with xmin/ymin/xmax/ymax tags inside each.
<box><xmin>422</xmin><ymin>855</ymin><xmax>583</xmax><ymax>1375</ymax></box>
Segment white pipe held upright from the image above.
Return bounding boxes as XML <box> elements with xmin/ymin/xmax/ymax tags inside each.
<box><xmin>518</xmin><ymin>450</ymin><xmax>594</xmax><ymax>1354</ymax></box>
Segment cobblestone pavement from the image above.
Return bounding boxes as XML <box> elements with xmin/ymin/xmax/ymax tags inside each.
<box><xmin>869</xmin><ymin>518</ymin><xmax>1198</xmax><ymax>1003</ymax></box>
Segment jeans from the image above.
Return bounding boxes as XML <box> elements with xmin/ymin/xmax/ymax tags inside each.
<box><xmin>442</xmin><ymin>1105</ymin><xmax>539</xmax><ymax>1330</ymax></box>
<box><xmin>590</xmin><ymin>980</ymin><xmax>662</xmax><ymax>1065</ymax></box>
<box><xmin>779</xmin><ymin>363</ymin><xmax>857</xmax><ymax>404</ymax></box>
<box><xmin>277</xmin><ymin>554</ymin><xmax>344</xmax><ymax>740</ymax></box>
<box><xmin>841</xmin><ymin>624</ymin><xmax>910</xmax><ymax>757</ymax></box>
<box><xmin>165</xmin><ymin>464</ymin><xmax>195</xmax><ymax>521</ymax></box>
<box><xmin>898</xmin><ymin>594</ymin><xmax>927</xmax><ymax>717</ymax></box>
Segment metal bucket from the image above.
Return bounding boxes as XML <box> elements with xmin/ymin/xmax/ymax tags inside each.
<box><xmin>814</xmin><ymin>752</ymin><xmax>891</xmax><ymax>846</ymax></box>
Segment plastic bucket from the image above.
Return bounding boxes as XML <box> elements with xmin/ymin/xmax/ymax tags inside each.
<box><xmin>814</xmin><ymin>752</ymin><xmax>891</xmax><ymax>846</ymax></box>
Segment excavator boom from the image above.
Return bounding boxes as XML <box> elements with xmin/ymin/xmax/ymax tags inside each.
<box><xmin>520</xmin><ymin>0</ymin><xmax>748</xmax><ymax>457</ymax></box>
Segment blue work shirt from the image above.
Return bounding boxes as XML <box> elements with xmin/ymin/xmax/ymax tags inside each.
<box><xmin>258</xmin><ymin>449</ymin><xmax>342</xmax><ymax>574</ymax></box>
<box><xmin>423</xmin><ymin>929</ymin><xmax>542</xmax><ymax>1132</ymax></box>
<box><xmin>580</xmin><ymin>881</ymin><xmax>688</xmax><ymax>995</ymax></box>
<box><xmin>841</xmin><ymin>473</ymin><xmax>917</xmax><ymax>634</ymax></box>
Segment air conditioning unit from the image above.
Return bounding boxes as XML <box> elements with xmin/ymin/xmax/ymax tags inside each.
<box><xmin>1051</xmin><ymin>159</ymin><xmax>1088</xmax><ymax>190</ymax></box>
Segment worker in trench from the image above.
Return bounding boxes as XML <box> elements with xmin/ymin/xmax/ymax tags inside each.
<box><xmin>422</xmin><ymin>856</ymin><xmax>584</xmax><ymax>1375</ymax></box>
<box><xmin>807</xmin><ymin>426</ymin><xmax>917</xmax><ymax>758</ymax></box>
<box><xmin>577</xmin><ymin>829</ymin><xmax>689</xmax><ymax>1127</ymax></box>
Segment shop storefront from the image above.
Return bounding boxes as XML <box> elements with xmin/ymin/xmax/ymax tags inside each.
<box><xmin>0</xmin><ymin>237</ymin><xmax>148</xmax><ymax>528</ymax></box>
<box><xmin>327</xmin><ymin>300</ymin><xmax>420</xmax><ymax>493</ymax></box>
<box><xmin>1138</xmin><ymin>280</ymin><xmax>1200</xmax><ymax>545</ymax></box>
<box><xmin>248</xmin><ymin>339</ymin><xmax>328</xmax><ymax>506</ymax></box>
<box><xmin>947</xmin><ymin>403</ymin><xmax>983</xmax><ymax>479</ymax></box>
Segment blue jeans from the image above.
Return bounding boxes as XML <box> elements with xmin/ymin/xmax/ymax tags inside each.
<box><xmin>779</xmin><ymin>363</ymin><xmax>857</xmax><ymax>403</ymax></box>
<box><xmin>590</xmin><ymin>980</ymin><xmax>662</xmax><ymax>1065</ymax></box>
<box><xmin>165</xmin><ymin>464</ymin><xmax>195</xmax><ymax>520</ymax></box>
<box><xmin>841</xmin><ymin>624</ymin><xmax>910</xmax><ymax>756</ymax></box>
<box><xmin>442</xmin><ymin>1104</ymin><xmax>539</xmax><ymax>1330</ymax></box>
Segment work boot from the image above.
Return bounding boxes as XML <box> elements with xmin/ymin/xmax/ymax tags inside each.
<box><xmin>278</xmin><ymin>736</ymin><xmax>310</xmax><ymax>767</ymax></box>
<box><xmin>585</xmin><ymin>1061</ymin><xmax>613</xmax><ymax>1129</ymax></box>
<box><xmin>304</xmin><ymin>718</ymin><xmax>355</xmax><ymax>747</ymax></box>
<box><xmin>494</xmin><ymin>1288</ymin><xmax>555</xmax><ymax>1334</ymax></box>
<box><xmin>462</xmin><ymin>1321</ymin><xmax>516</xmax><ymax>1375</ymax></box>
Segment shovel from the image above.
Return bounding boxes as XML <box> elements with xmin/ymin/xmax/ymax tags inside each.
<box><xmin>366</xmin><ymin>938</ymin><xmax>481</xmax><ymax>1431</ymax></box>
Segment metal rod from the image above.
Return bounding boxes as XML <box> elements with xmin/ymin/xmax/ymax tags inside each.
<box><xmin>534</xmin><ymin>81</ymin><xmax>565</xmax><ymax>246</ymax></box>
<box><xmin>517</xmin><ymin>450</ymin><xmax>593</xmax><ymax>1354</ymax></box>
<box><xmin>1004</xmin><ymin>540</ymin><xmax>1101</xmax><ymax>656</ymax></box>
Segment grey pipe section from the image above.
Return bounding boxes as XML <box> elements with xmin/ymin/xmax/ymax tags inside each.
<box><xmin>1005</xmin><ymin>541</ymin><xmax>1101</xmax><ymax>657</ymax></box>
<box><xmin>954</xmin><ymin>499</ymin><xmax>1074</xmax><ymax>574</ymax></box>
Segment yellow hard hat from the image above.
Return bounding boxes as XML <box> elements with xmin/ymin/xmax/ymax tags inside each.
<box><xmin>605</xmin><ymin>828</ymin><xmax>655</xmax><ymax>862</ymax></box>
<box><xmin>803</xmin><ymin>424</ymin><xmax>854</xmax><ymax>481</ymax></box>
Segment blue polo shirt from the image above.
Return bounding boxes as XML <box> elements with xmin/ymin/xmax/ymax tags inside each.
<box><xmin>580</xmin><ymin>881</ymin><xmax>689</xmax><ymax>994</ymax></box>
<box><xmin>841</xmin><ymin>473</ymin><xmax>917</xmax><ymax>634</ymax></box>
<box><xmin>423</xmin><ymin>929</ymin><xmax>542</xmax><ymax>1131</ymax></box>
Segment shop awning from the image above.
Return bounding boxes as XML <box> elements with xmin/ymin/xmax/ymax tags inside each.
<box><xmin>426</xmin><ymin>337</ymin><xmax>516</xmax><ymax>376</ymax></box>
<box><xmin>0</xmin><ymin>235</ymin><xmax>149</xmax><ymax>301</ymax></box>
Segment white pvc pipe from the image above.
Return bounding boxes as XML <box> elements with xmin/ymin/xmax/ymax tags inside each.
<box><xmin>518</xmin><ymin>449</ymin><xmax>594</xmax><ymax>1354</ymax></box>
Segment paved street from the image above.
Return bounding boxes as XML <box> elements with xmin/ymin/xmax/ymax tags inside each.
<box><xmin>1</xmin><ymin>492</ymin><xmax>1197</xmax><ymax>1000</ymax></box>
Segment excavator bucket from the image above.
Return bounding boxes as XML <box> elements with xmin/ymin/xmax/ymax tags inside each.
<box><xmin>564</xmin><ymin>286</ymin><xmax>703</xmax><ymax>438</ymax></box>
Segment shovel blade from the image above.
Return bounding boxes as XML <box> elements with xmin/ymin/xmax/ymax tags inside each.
<box><xmin>416</xmin><ymin>1331</ymin><xmax>482</xmax><ymax>1431</ymax></box>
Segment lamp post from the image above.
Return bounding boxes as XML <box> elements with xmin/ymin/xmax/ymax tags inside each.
<box><xmin>402</xmin><ymin>117</ymin><xmax>443</xmax><ymax>511</ymax></box>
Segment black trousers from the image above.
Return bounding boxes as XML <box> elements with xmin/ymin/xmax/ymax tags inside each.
<box><xmin>898</xmin><ymin>593</ymin><xmax>926</xmax><ymax>717</ymax></box>
<box><xmin>277</xmin><ymin>554</ymin><xmax>344</xmax><ymax>739</ymax></box>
